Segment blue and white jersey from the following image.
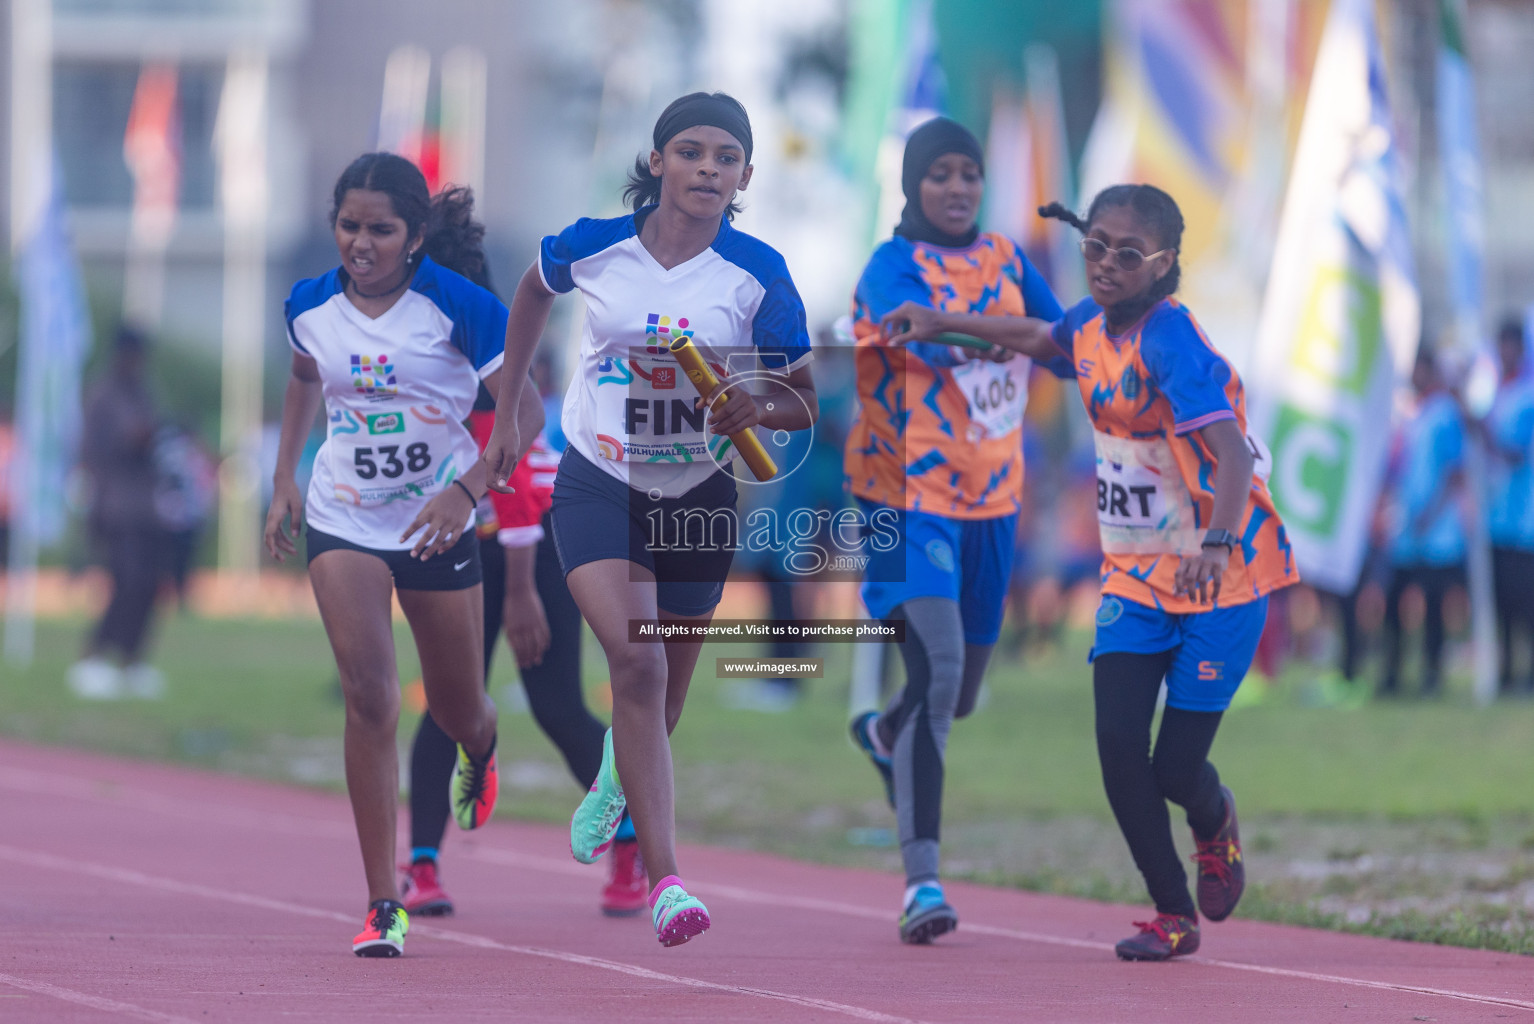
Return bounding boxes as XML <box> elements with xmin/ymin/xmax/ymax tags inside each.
<box><xmin>1390</xmin><ymin>391</ymin><xmax>1466</xmax><ymax>567</ymax></box>
<box><xmin>539</xmin><ymin>207</ymin><xmax>813</xmax><ymax>498</ymax></box>
<box><xmin>285</xmin><ymin>256</ymin><xmax>507</xmax><ymax>549</ymax></box>
<box><xmin>1487</xmin><ymin>377</ymin><xmax>1534</xmax><ymax>550</ymax></box>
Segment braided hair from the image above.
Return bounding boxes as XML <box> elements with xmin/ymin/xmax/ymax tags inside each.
<box><xmin>330</xmin><ymin>153</ymin><xmax>490</xmax><ymax>285</ymax></box>
<box><xmin>1039</xmin><ymin>185</ymin><xmax>1185</xmax><ymax>328</ymax></box>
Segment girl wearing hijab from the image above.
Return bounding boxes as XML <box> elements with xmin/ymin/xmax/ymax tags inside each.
<box><xmin>844</xmin><ymin>117</ymin><xmax>1067</xmax><ymax>944</ymax></box>
<box><xmin>482</xmin><ymin>92</ymin><xmax>818</xmax><ymax>947</ymax></box>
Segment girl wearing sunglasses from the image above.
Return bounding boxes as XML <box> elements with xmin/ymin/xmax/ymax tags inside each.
<box><xmin>989</xmin><ymin>184</ymin><xmax>1298</xmax><ymax>960</ymax></box>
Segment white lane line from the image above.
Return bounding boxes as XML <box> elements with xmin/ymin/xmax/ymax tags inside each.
<box><xmin>0</xmin><ymin>845</ymin><xmax>926</xmax><ymax>1024</ymax></box>
<box><xmin>466</xmin><ymin>849</ymin><xmax>1534</xmax><ymax>1014</ymax></box>
<box><xmin>0</xmin><ymin>972</ymin><xmax>202</xmax><ymax>1024</ymax></box>
<box><xmin>8</xmin><ymin>766</ymin><xmax>1534</xmax><ymax>1014</ymax></box>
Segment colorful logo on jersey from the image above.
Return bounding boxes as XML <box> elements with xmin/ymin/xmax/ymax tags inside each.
<box><xmin>1197</xmin><ymin>661</ymin><xmax>1225</xmax><ymax>682</ymax></box>
<box><xmin>650</xmin><ymin>366</ymin><xmax>677</xmax><ymax>390</ymax></box>
<box><xmin>1120</xmin><ymin>366</ymin><xmax>1142</xmax><ymax>402</ymax></box>
<box><xmin>645</xmin><ymin>313</ymin><xmax>693</xmax><ymax>354</ymax></box>
<box><xmin>351</xmin><ymin>353</ymin><xmax>397</xmax><ymax>397</ymax></box>
<box><xmin>366</xmin><ymin>412</ymin><xmax>405</xmax><ymax>435</ymax></box>
<box><xmin>595</xmin><ymin>433</ymin><xmax>625</xmax><ymax>460</ymax></box>
<box><xmin>924</xmin><ymin>539</ymin><xmax>955</xmax><ymax>574</ymax></box>
<box><xmin>1096</xmin><ymin>595</ymin><xmax>1125</xmax><ymax>627</ymax></box>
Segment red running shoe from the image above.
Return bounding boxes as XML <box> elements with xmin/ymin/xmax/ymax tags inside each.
<box><xmin>400</xmin><ymin>859</ymin><xmax>454</xmax><ymax>917</ymax></box>
<box><xmin>601</xmin><ymin>839</ymin><xmax>647</xmax><ymax>917</ymax></box>
<box><xmin>1114</xmin><ymin>914</ymin><xmax>1200</xmax><ymax>961</ymax></box>
<box><xmin>1191</xmin><ymin>785</ymin><xmax>1245</xmax><ymax>922</ymax></box>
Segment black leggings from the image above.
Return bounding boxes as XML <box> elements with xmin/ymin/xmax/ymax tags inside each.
<box><xmin>1382</xmin><ymin>563</ymin><xmax>1464</xmax><ymax>695</ymax></box>
<box><xmin>1094</xmin><ymin>651</ymin><xmax>1226</xmax><ymax>919</ymax></box>
<box><xmin>408</xmin><ymin>518</ymin><xmax>603</xmax><ymax>853</ymax></box>
<box><xmin>1493</xmin><ymin>546</ymin><xmax>1534</xmax><ymax>693</ymax></box>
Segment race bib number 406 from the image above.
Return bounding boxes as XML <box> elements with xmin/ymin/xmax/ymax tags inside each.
<box><xmin>328</xmin><ymin>406</ymin><xmax>454</xmax><ymax>507</ymax></box>
<box><xmin>953</xmin><ymin>355</ymin><xmax>1025</xmax><ymax>440</ymax></box>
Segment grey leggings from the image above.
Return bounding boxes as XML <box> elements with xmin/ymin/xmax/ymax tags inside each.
<box><xmin>872</xmin><ymin>597</ymin><xmax>993</xmax><ymax>886</ymax></box>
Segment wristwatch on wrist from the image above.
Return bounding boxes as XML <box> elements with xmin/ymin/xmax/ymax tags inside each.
<box><xmin>1201</xmin><ymin>529</ymin><xmax>1237</xmax><ymax>553</ymax></box>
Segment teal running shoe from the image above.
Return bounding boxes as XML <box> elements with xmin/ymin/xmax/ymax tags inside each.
<box><xmin>650</xmin><ymin>876</ymin><xmax>710</xmax><ymax>946</ymax></box>
<box><xmin>899</xmin><ymin>883</ymin><xmax>957</xmax><ymax>945</ymax></box>
<box><xmin>570</xmin><ymin>728</ymin><xmax>626</xmax><ymax>864</ymax></box>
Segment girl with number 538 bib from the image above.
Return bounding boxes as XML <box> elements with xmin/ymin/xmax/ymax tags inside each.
<box><xmin>996</xmin><ymin>184</ymin><xmax>1298</xmax><ymax>962</ymax></box>
<box><xmin>264</xmin><ymin>154</ymin><xmax>542</xmax><ymax>957</ymax></box>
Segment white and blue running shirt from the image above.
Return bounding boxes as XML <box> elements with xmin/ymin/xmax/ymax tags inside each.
<box><xmin>540</xmin><ymin>207</ymin><xmax>813</xmax><ymax>498</ymax></box>
<box><xmin>285</xmin><ymin>255</ymin><xmax>507</xmax><ymax>550</ymax></box>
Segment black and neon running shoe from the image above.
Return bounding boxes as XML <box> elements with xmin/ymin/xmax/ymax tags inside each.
<box><xmin>352</xmin><ymin>899</ymin><xmax>409</xmax><ymax>957</ymax></box>
<box><xmin>450</xmin><ymin>735</ymin><xmax>498</xmax><ymax>831</ymax></box>
<box><xmin>1114</xmin><ymin>913</ymin><xmax>1199</xmax><ymax>961</ymax></box>
<box><xmin>1191</xmin><ymin>785</ymin><xmax>1245</xmax><ymax>922</ymax></box>
<box><xmin>898</xmin><ymin>883</ymin><xmax>957</xmax><ymax>945</ymax></box>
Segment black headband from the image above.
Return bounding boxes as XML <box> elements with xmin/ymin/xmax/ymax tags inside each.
<box><xmin>652</xmin><ymin>92</ymin><xmax>753</xmax><ymax>164</ymax></box>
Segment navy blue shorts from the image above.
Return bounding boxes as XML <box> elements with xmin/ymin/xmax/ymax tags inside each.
<box><xmin>306</xmin><ymin>527</ymin><xmax>482</xmax><ymax>591</ymax></box>
<box><xmin>549</xmin><ymin>447</ymin><xmax>737</xmax><ymax>617</ymax></box>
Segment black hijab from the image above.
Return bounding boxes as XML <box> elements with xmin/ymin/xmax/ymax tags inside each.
<box><xmin>894</xmin><ymin>117</ymin><xmax>985</xmax><ymax>248</ymax></box>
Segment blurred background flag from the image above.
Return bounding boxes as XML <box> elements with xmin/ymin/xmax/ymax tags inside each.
<box><xmin>984</xmin><ymin>44</ymin><xmax>1082</xmax><ymax>300</ymax></box>
<box><xmin>1079</xmin><ymin>0</ymin><xmax>1320</xmax><ymax>373</ymax></box>
<box><xmin>5</xmin><ymin>170</ymin><xmax>92</xmax><ymax>664</ymax></box>
<box><xmin>121</xmin><ymin>62</ymin><xmax>181</xmax><ymax>330</ymax></box>
<box><xmin>870</xmin><ymin>0</ymin><xmax>947</xmax><ymax>245</ymax></box>
<box><xmin>1435</xmin><ymin>0</ymin><xmax>1497</xmax><ymax>704</ymax></box>
<box><xmin>1249</xmin><ymin>0</ymin><xmax>1420</xmax><ymax>598</ymax></box>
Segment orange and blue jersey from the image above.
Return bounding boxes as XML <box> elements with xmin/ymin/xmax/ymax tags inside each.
<box><xmin>844</xmin><ymin>232</ymin><xmax>1066</xmax><ymax>520</ymax></box>
<box><xmin>1050</xmin><ymin>296</ymin><xmax>1297</xmax><ymax>613</ymax></box>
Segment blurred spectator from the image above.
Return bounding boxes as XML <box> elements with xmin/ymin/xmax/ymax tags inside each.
<box><xmin>67</xmin><ymin>327</ymin><xmax>167</xmax><ymax>700</ymax></box>
<box><xmin>1380</xmin><ymin>350</ymin><xmax>1466</xmax><ymax>698</ymax></box>
<box><xmin>0</xmin><ymin>407</ymin><xmax>13</xmax><ymax>569</ymax></box>
<box><xmin>152</xmin><ymin>421</ymin><xmax>218</xmax><ymax>609</ymax></box>
<box><xmin>1480</xmin><ymin>317</ymin><xmax>1534</xmax><ymax>696</ymax></box>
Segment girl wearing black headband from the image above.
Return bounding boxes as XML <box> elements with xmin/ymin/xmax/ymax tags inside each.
<box><xmin>483</xmin><ymin>92</ymin><xmax>818</xmax><ymax>948</ymax></box>
<box><xmin>844</xmin><ymin>116</ymin><xmax>1071</xmax><ymax>944</ymax></box>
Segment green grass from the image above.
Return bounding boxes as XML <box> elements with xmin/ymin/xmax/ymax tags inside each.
<box><xmin>6</xmin><ymin>613</ymin><xmax>1534</xmax><ymax>953</ymax></box>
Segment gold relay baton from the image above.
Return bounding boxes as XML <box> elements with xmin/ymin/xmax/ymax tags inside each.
<box><xmin>667</xmin><ymin>336</ymin><xmax>778</xmax><ymax>481</ymax></box>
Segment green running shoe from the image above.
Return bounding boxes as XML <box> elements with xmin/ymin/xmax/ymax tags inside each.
<box><xmin>352</xmin><ymin>899</ymin><xmax>409</xmax><ymax>957</ymax></box>
<box><xmin>570</xmin><ymin>728</ymin><xmax>626</xmax><ymax>864</ymax></box>
<box><xmin>650</xmin><ymin>876</ymin><xmax>711</xmax><ymax>946</ymax></box>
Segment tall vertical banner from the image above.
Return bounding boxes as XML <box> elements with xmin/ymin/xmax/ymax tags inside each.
<box><xmin>1436</xmin><ymin>0</ymin><xmax>1496</xmax><ymax>704</ymax></box>
<box><xmin>1249</xmin><ymin>0</ymin><xmax>1420</xmax><ymax>596</ymax></box>
<box><xmin>214</xmin><ymin>49</ymin><xmax>270</xmax><ymax>578</ymax></box>
<box><xmin>5</xmin><ymin>175</ymin><xmax>92</xmax><ymax>663</ymax></box>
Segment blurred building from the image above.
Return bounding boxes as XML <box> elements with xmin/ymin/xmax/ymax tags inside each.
<box><xmin>3</xmin><ymin>0</ymin><xmax>1532</xmax><ymax>375</ymax></box>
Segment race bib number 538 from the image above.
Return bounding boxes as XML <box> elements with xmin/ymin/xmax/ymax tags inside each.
<box><xmin>329</xmin><ymin>407</ymin><xmax>451</xmax><ymax>507</ymax></box>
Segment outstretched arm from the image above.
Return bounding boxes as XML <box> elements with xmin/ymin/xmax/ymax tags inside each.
<box><xmin>879</xmin><ymin>301</ymin><xmax>1065</xmax><ymax>363</ymax></box>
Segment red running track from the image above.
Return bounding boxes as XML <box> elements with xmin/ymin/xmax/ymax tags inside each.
<box><xmin>1</xmin><ymin>738</ymin><xmax>1530</xmax><ymax>1024</ymax></box>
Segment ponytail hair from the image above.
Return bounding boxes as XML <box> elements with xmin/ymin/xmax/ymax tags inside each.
<box><xmin>1037</xmin><ymin>200</ymin><xmax>1087</xmax><ymax>234</ymax></box>
<box><xmin>421</xmin><ymin>185</ymin><xmax>491</xmax><ymax>290</ymax></box>
<box><xmin>1039</xmin><ymin>185</ymin><xmax>1185</xmax><ymax>323</ymax></box>
<box><xmin>330</xmin><ymin>152</ymin><xmax>491</xmax><ymax>291</ymax></box>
